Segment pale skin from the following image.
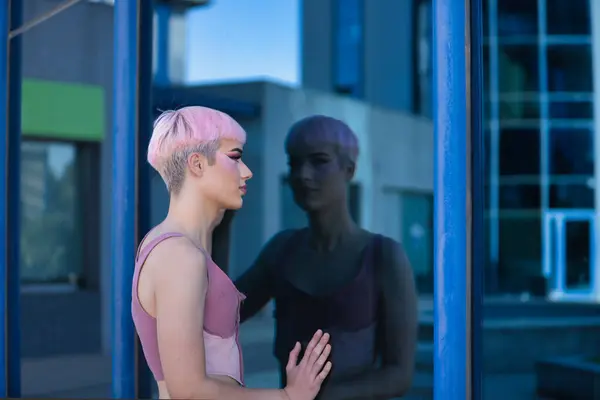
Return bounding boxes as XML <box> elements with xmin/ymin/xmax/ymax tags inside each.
<box><xmin>137</xmin><ymin>138</ymin><xmax>332</xmax><ymax>399</ymax></box>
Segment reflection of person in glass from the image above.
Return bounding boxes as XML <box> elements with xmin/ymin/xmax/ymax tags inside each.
<box><xmin>230</xmin><ymin>115</ymin><xmax>418</xmax><ymax>399</ymax></box>
<box><xmin>131</xmin><ymin>107</ymin><xmax>332</xmax><ymax>400</ymax></box>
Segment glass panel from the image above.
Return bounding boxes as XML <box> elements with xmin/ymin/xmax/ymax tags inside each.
<box><xmin>497</xmin><ymin>214</ymin><xmax>542</xmax><ymax>293</ymax></box>
<box><xmin>549</xmin><ymin>183</ymin><xmax>594</xmax><ymax>208</ymax></box>
<box><xmin>499</xmin><ymin>128</ymin><xmax>540</xmax><ymax>175</ymax></box>
<box><xmin>333</xmin><ymin>0</ymin><xmax>363</xmax><ymax>95</ymax></box>
<box><xmin>498</xmin><ymin>98</ymin><xmax>540</xmax><ymax>120</ymax></box>
<box><xmin>549</xmin><ymin>128</ymin><xmax>593</xmax><ymax>175</ymax></box>
<box><xmin>564</xmin><ymin>220</ymin><xmax>591</xmax><ymax>290</ymax></box>
<box><xmin>20</xmin><ymin>141</ymin><xmax>82</xmax><ymax>283</ymax></box>
<box><xmin>549</xmin><ymin>101</ymin><xmax>594</xmax><ymax>119</ymax></box>
<box><xmin>547</xmin><ymin>45</ymin><xmax>593</xmax><ymax>92</ymax></box>
<box><xmin>401</xmin><ymin>192</ymin><xmax>433</xmax><ymax>293</ymax></box>
<box><xmin>416</xmin><ymin>0</ymin><xmax>433</xmax><ymax>117</ymax></box>
<box><xmin>498</xmin><ymin>45</ymin><xmax>539</xmax><ymax>93</ymax></box>
<box><xmin>280</xmin><ymin>177</ymin><xmax>361</xmax><ymax>228</ymax></box>
<box><xmin>499</xmin><ymin>184</ymin><xmax>541</xmax><ymax>209</ymax></box>
<box><xmin>497</xmin><ymin>0</ymin><xmax>538</xmax><ymax>37</ymax></box>
<box><xmin>546</xmin><ymin>0</ymin><xmax>591</xmax><ymax>36</ymax></box>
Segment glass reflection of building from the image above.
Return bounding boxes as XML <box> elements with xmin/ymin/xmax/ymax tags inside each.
<box><xmin>483</xmin><ymin>0</ymin><xmax>594</xmax><ymax>294</ymax></box>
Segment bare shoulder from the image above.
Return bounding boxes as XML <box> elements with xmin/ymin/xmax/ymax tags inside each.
<box><xmin>145</xmin><ymin>237</ymin><xmax>208</xmax><ymax>288</ymax></box>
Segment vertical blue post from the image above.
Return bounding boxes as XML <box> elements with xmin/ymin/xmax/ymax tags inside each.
<box><xmin>111</xmin><ymin>0</ymin><xmax>139</xmax><ymax>398</ymax></box>
<box><xmin>0</xmin><ymin>0</ymin><xmax>22</xmax><ymax>397</ymax></box>
<box><xmin>433</xmin><ymin>0</ymin><xmax>470</xmax><ymax>399</ymax></box>
<box><xmin>470</xmin><ymin>0</ymin><xmax>485</xmax><ymax>398</ymax></box>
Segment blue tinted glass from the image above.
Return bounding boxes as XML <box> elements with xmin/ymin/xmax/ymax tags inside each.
<box><xmin>549</xmin><ymin>128</ymin><xmax>594</xmax><ymax>175</ymax></box>
<box><xmin>547</xmin><ymin>45</ymin><xmax>593</xmax><ymax>93</ymax></box>
<box><xmin>497</xmin><ymin>0</ymin><xmax>538</xmax><ymax>37</ymax></box>
<box><xmin>547</xmin><ymin>0</ymin><xmax>591</xmax><ymax>36</ymax></box>
<box><xmin>334</xmin><ymin>0</ymin><xmax>362</xmax><ymax>93</ymax></box>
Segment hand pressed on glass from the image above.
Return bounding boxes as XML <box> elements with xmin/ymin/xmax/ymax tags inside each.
<box><xmin>283</xmin><ymin>330</ymin><xmax>332</xmax><ymax>400</ymax></box>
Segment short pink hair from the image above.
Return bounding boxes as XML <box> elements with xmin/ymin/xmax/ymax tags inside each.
<box><xmin>148</xmin><ymin>106</ymin><xmax>246</xmax><ymax>193</ymax></box>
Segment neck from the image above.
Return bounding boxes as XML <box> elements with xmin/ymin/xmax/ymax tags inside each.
<box><xmin>306</xmin><ymin>202</ymin><xmax>358</xmax><ymax>252</ymax></box>
<box><xmin>164</xmin><ymin>190</ymin><xmax>223</xmax><ymax>253</ymax></box>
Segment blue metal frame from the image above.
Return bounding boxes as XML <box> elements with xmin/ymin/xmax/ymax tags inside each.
<box><xmin>0</xmin><ymin>4</ymin><xmax>9</xmax><ymax>394</ymax></box>
<box><xmin>543</xmin><ymin>209</ymin><xmax>596</xmax><ymax>300</ymax></box>
<box><xmin>470</xmin><ymin>0</ymin><xmax>485</xmax><ymax>398</ymax></box>
<box><xmin>112</xmin><ymin>0</ymin><xmax>155</xmax><ymax>397</ymax></box>
<box><xmin>0</xmin><ymin>0</ymin><xmax>22</xmax><ymax>397</ymax></box>
<box><xmin>433</xmin><ymin>0</ymin><xmax>477</xmax><ymax>397</ymax></box>
<box><xmin>111</xmin><ymin>0</ymin><xmax>139</xmax><ymax>397</ymax></box>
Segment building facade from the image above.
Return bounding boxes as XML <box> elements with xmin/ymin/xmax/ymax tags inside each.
<box><xmin>483</xmin><ymin>0</ymin><xmax>596</xmax><ymax>298</ymax></box>
<box><xmin>302</xmin><ymin>0</ymin><xmax>600</xmax><ymax>299</ymax></box>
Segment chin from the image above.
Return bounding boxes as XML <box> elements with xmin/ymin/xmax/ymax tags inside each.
<box><xmin>222</xmin><ymin>197</ymin><xmax>244</xmax><ymax>210</ymax></box>
<box><xmin>295</xmin><ymin>199</ymin><xmax>323</xmax><ymax>213</ymax></box>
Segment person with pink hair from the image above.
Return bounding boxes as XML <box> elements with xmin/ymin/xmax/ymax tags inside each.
<box><xmin>131</xmin><ymin>106</ymin><xmax>332</xmax><ymax>399</ymax></box>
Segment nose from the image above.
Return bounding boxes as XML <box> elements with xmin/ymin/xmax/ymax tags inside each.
<box><xmin>293</xmin><ymin>162</ymin><xmax>313</xmax><ymax>183</ymax></box>
<box><xmin>240</xmin><ymin>160</ymin><xmax>253</xmax><ymax>181</ymax></box>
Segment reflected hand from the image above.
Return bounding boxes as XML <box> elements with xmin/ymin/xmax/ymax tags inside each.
<box><xmin>283</xmin><ymin>330</ymin><xmax>332</xmax><ymax>400</ymax></box>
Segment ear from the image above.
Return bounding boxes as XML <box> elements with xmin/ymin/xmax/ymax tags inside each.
<box><xmin>187</xmin><ymin>153</ymin><xmax>204</xmax><ymax>178</ymax></box>
<box><xmin>344</xmin><ymin>160</ymin><xmax>356</xmax><ymax>181</ymax></box>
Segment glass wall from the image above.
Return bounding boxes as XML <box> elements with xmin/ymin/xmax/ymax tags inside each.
<box><xmin>484</xmin><ymin>0</ymin><xmax>594</xmax><ymax>293</ymax></box>
<box><xmin>20</xmin><ymin>140</ymin><xmax>99</xmax><ymax>286</ymax></box>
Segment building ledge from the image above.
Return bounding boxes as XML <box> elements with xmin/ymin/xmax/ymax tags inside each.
<box><xmin>153</xmin><ymin>86</ymin><xmax>261</xmax><ymax>118</ymax></box>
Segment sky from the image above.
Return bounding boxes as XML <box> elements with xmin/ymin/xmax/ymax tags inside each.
<box><xmin>185</xmin><ymin>0</ymin><xmax>300</xmax><ymax>86</ymax></box>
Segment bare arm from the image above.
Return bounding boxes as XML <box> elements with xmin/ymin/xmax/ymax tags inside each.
<box><xmin>319</xmin><ymin>239</ymin><xmax>418</xmax><ymax>400</ymax></box>
<box><xmin>153</xmin><ymin>238</ymin><xmax>289</xmax><ymax>399</ymax></box>
<box><xmin>235</xmin><ymin>230</ymin><xmax>296</xmax><ymax>322</ymax></box>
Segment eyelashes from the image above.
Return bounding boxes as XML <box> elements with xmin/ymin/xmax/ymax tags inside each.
<box><xmin>228</xmin><ymin>154</ymin><xmax>242</xmax><ymax>162</ymax></box>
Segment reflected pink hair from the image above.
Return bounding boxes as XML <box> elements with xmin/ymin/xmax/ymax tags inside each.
<box><xmin>148</xmin><ymin>106</ymin><xmax>246</xmax><ymax>193</ymax></box>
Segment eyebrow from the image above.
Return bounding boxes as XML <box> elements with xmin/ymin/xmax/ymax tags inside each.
<box><xmin>230</xmin><ymin>147</ymin><xmax>244</xmax><ymax>154</ymax></box>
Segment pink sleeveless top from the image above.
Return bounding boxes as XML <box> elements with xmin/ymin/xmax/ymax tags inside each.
<box><xmin>131</xmin><ymin>232</ymin><xmax>246</xmax><ymax>385</ymax></box>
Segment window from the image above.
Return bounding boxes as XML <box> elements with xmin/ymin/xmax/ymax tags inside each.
<box><xmin>20</xmin><ymin>141</ymin><xmax>83</xmax><ymax>284</ymax></box>
<box><xmin>564</xmin><ymin>220</ymin><xmax>592</xmax><ymax>289</ymax></box>
<box><xmin>498</xmin><ymin>97</ymin><xmax>541</xmax><ymax>121</ymax></box>
<box><xmin>333</xmin><ymin>0</ymin><xmax>364</xmax><ymax>97</ymax></box>
<box><xmin>499</xmin><ymin>184</ymin><xmax>541</xmax><ymax>209</ymax></box>
<box><xmin>415</xmin><ymin>0</ymin><xmax>432</xmax><ymax>117</ymax></box>
<box><xmin>499</xmin><ymin>128</ymin><xmax>540</xmax><ymax>175</ymax></box>
<box><xmin>549</xmin><ymin>128</ymin><xmax>593</xmax><ymax>175</ymax></box>
<box><xmin>546</xmin><ymin>0</ymin><xmax>591</xmax><ymax>36</ymax></box>
<box><xmin>497</xmin><ymin>0</ymin><xmax>538</xmax><ymax>38</ymax></box>
<box><xmin>549</xmin><ymin>183</ymin><xmax>594</xmax><ymax>208</ymax></box>
<box><xmin>498</xmin><ymin>214</ymin><xmax>542</xmax><ymax>292</ymax></box>
<box><xmin>498</xmin><ymin>45</ymin><xmax>539</xmax><ymax>93</ymax></box>
<box><xmin>547</xmin><ymin>45</ymin><xmax>593</xmax><ymax>92</ymax></box>
<box><xmin>549</xmin><ymin>101</ymin><xmax>594</xmax><ymax>119</ymax></box>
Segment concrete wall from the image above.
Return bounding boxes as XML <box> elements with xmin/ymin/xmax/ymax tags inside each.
<box><xmin>21</xmin><ymin>0</ymin><xmax>114</xmax><ymax>357</ymax></box>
